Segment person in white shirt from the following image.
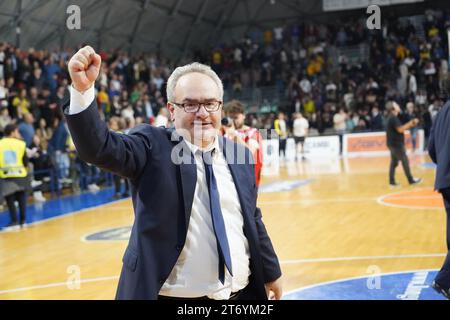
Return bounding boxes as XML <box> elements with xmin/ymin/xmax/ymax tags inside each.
<box><xmin>333</xmin><ymin>108</ymin><xmax>347</xmax><ymax>154</ymax></box>
<box><xmin>333</xmin><ymin>108</ymin><xmax>347</xmax><ymax>135</ymax></box>
<box><xmin>154</xmin><ymin>108</ymin><xmax>169</xmax><ymax>127</ymax></box>
<box><xmin>300</xmin><ymin>77</ymin><xmax>312</xmax><ymax>94</ymax></box>
<box><xmin>293</xmin><ymin>113</ymin><xmax>309</xmax><ymax>160</ymax></box>
<box><xmin>120</xmin><ymin>103</ymin><xmax>134</xmax><ymax>120</ymax></box>
<box><xmin>408</xmin><ymin>70</ymin><xmax>417</xmax><ymax>98</ymax></box>
<box><xmin>0</xmin><ymin>78</ymin><xmax>9</xmax><ymax>109</ymax></box>
<box><xmin>273</xmin><ymin>26</ymin><xmax>283</xmax><ymax>48</ymax></box>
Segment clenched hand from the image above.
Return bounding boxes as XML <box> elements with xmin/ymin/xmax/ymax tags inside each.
<box><xmin>68</xmin><ymin>45</ymin><xmax>101</xmax><ymax>93</ymax></box>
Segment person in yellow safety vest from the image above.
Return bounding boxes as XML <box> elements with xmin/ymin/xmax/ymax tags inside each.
<box><xmin>0</xmin><ymin>123</ymin><xmax>29</xmax><ymax>229</ymax></box>
<box><xmin>274</xmin><ymin>112</ymin><xmax>288</xmax><ymax>159</ymax></box>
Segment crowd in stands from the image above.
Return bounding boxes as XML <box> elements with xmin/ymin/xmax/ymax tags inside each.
<box><xmin>0</xmin><ymin>8</ymin><xmax>448</xmax><ymax>198</ymax></box>
<box><xmin>0</xmin><ymin>42</ymin><xmax>174</xmax><ymax>198</ymax></box>
<box><xmin>204</xmin><ymin>8</ymin><xmax>449</xmax><ymax>139</ymax></box>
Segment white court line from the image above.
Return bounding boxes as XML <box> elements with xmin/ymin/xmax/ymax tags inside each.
<box><xmin>385</xmin><ymin>195</ymin><xmax>441</xmax><ymax>199</ymax></box>
<box><xmin>377</xmin><ymin>188</ymin><xmax>443</xmax><ymax>210</ymax></box>
<box><xmin>0</xmin><ymin>275</ymin><xmax>119</xmax><ymax>295</ymax></box>
<box><xmin>259</xmin><ymin>195</ymin><xmax>442</xmax><ymax>206</ymax></box>
<box><xmin>259</xmin><ymin>198</ymin><xmax>377</xmax><ymax>205</ymax></box>
<box><xmin>1</xmin><ymin>191</ymin><xmax>439</xmax><ymax>234</ymax></box>
<box><xmin>281</xmin><ymin>253</ymin><xmax>446</xmax><ymax>264</ymax></box>
<box><xmin>0</xmin><ymin>197</ymin><xmax>130</xmax><ymax>234</ymax></box>
<box><xmin>283</xmin><ymin>268</ymin><xmax>439</xmax><ymax>297</ymax></box>
<box><xmin>0</xmin><ymin>253</ymin><xmax>446</xmax><ymax>295</ymax></box>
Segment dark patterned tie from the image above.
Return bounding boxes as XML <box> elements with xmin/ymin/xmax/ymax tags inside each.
<box><xmin>202</xmin><ymin>150</ymin><xmax>233</xmax><ymax>284</ymax></box>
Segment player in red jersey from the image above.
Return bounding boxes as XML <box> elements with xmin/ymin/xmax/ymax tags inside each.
<box><xmin>223</xmin><ymin>100</ymin><xmax>263</xmax><ymax>187</ymax></box>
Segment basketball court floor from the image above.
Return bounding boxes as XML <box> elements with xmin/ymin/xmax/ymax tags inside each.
<box><xmin>0</xmin><ymin>153</ymin><xmax>447</xmax><ymax>300</ymax></box>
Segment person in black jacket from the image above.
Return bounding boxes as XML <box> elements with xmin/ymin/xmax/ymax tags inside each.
<box><xmin>385</xmin><ymin>101</ymin><xmax>422</xmax><ymax>186</ymax></box>
<box><xmin>64</xmin><ymin>45</ymin><xmax>283</xmax><ymax>300</ymax></box>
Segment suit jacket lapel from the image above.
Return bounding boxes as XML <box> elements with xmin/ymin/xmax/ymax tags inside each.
<box><xmin>220</xmin><ymin>136</ymin><xmax>253</xmax><ymax>221</ymax></box>
<box><xmin>168</xmin><ymin>131</ymin><xmax>253</xmax><ymax>236</ymax></box>
<box><xmin>167</xmin><ymin>128</ymin><xmax>197</xmax><ymax>234</ymax></box>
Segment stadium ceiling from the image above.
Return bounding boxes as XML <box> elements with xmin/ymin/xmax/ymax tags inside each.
<box><xmin>0</xmin><ymin>0</ymin><xmax>444</xmax><ymax>61</ymax></box>
<box><xmin>0</xmin><ymin>0</ymin><xmax>321</xmax><ymax>60</ymax></box>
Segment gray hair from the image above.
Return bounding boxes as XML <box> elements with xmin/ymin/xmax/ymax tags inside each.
<box><xmin>166</xmin><ymin>62</ymin><xmax>224</xmax><ymax>103</ymax></box>
<box><xmin>386</xmin><ymin>101</ymin><xmax>399</xmax><ymax>113</ymax></box>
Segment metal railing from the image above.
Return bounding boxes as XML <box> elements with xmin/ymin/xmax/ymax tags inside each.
<box><xmin>31</xmin><ymin>165</ymin><xmax>114</xmax><ymax>197</ymax></box>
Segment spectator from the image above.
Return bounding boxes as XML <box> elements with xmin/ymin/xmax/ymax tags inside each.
<box><xmin>11</xmin><ymin>88</ymin><xmax>30</xmax><ymax>117</ymax></box>
<box><xmin>333</xmin><ymin>108</ymin><xmax>347</xmax><ymax>135</ymax></box>
<box><xmin>49</xmin><ymin>116</ymin><xmax>69</xmax><ymax>184</ymax></box>
<box><xmin>407</xmin><ymin>69</ymin><xmax>417</xmax><ymax>99</ymax></box>
<box><xmin>97</xmin><ymin>85</ymin><xmax>110</xmax><ymax>115</ymax></box>
<box><xmin>293</xmin><ymin>112</ymin><xmax>309</xmax><ymax>160</ymax></box>
<box><xmin>154</xmin><ymin>108</ymin><xmax>169</xmax><ymax>127</ymax></box>
<box><xmin>404</xmin><ymin>102</ymin><xmax>420</xmax><ymax>152</ymax></box>
<box><xmin>18</xmin><ymin>113</ymin><xmax>35</xmax><ymax>147</ymax></box>
<box><xmin>370</xmin><ymin>106</ymin><xmax>384</xmax><ymax>131</ymax></box>
<box><xmin>28</xmin><ymin>134</ymin><xmax>49</xmax><ymax>202</ymax></box>
<box><xmin>0</xmin><ymin>106</ymin><xmax>12</xmax><ymax>134</ymax></box>
<box><xmin>35</xmin><ymin>117</ymin><xmax>52</xmax><ymax>150</ymax></box>
<box><xmin>274</xmin><ymin>112</ymin><xmax>288</xmax><ymax>159</ymax></box>
<box><xmin>0</xmin><ymin>78</ymin><xmax>8</xmax><ymax>109</ymax></box>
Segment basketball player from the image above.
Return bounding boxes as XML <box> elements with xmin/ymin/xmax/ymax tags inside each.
<box><xmin>223</xmin><ymin>100</ymin><xmax>263</xmax><ymax>187</ymax></box>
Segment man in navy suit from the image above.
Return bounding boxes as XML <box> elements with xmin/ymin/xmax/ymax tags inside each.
<box><xmin>65</xmin><ymin>46</ymin><xmax>282</xmax><ymax>300</ymax></box>
<box><xmin>428</xmin><ymin>100</ymin><xmax>450</xmax><ymax>299</ymax></box>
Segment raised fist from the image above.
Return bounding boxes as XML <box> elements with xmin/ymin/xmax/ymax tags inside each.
<box><xmin>68</xmin><ymin>46</ymin><xmax>101</xmax><ymax>93</ymax></box>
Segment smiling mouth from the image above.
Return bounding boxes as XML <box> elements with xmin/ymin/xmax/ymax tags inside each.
<box><xmin>193</xmin><ymin>122</ymin><xmax>213</xmax><ymax>127</ymax></box>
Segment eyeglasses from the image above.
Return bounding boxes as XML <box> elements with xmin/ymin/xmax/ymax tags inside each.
<box><xmin>170</xmin><ymin>100</ymin><xmax>222</xmax><ymax>113</ymax></box>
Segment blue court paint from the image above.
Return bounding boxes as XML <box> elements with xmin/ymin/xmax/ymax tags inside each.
<box><xmin>0</xmin><ymin>187</ymin><xmax>128</xmax><ymax>228</ymax></box>
<box><xmin>283</xmin><ymin>270</ymin><xmax>446</xmax><ymax>300</ymax></box>
<box><xmin>421</xmin><ymin>162</ymin><xmax>437</xmax><ymax>169</ymax></box>
<box><xmin>84</xmin><ymin>226</ymin><xmax>131</xmax><ymax>241</ymax></box>
<box><xmin>259</xmin><ymin>179</ymin><xmax>313</xmax><ymax>193</ymax></box>
<box><xmin>0</xmin><ymin>179</ymin><xmax>311</xmax><ymax>227</ymax></box>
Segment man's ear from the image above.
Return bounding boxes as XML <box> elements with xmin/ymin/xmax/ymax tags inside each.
<box><xmin>167</xmin><ymin>103</ymin><xmax>175</xmax><ymax>121</ymax></box>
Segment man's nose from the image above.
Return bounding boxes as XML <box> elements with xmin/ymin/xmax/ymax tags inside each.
<box><xmin>195</xmin><ymin>105</ymin><xmax>209</xmax><ymax>118</ymax></box>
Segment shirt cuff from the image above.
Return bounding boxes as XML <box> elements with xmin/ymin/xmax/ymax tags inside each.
<box><xmin>68</xmin><ymin>85</ymin><xmax>95</xmax><ymax>115</ymax></box>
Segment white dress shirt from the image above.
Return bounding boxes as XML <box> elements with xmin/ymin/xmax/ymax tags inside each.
<box><xmin>160</xmin><ymin>138</ymin><xmax>250</xmax><ymax>299</ymax></box>
<box><xmin>69</xmin><ymin>86</ymin><xmax>251</xmax><ymax>300</ymax></box>
<box><xmin>68</xmin><ymin>85</ymin><xmax>96</xmax><ymax>115</ymax></box>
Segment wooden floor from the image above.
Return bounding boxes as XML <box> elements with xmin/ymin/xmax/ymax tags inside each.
<box><xmin>0</xmin><ymin>153</ymin><xmax>446</xmax><ymax>299</ymax></box>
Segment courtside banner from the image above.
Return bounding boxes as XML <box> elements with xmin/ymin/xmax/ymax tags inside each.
<box><xmin>262</xmin><ymin>139</ymin><xmax>280</xmax><ymax>176</ymax></box>
<box><xmin>342</xmin><ymin>130</ymin><xmax>424</xmax><ymax>157</ymax></box>
<box><xmin>262</xmin><ymin>135</ymin><xmax>340</xmax><ymax>168</ymax></box>
<box><xmin>304</xmin><ymin>135</ymin><xmax>340</xmax><ymax>157</ymax></box>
